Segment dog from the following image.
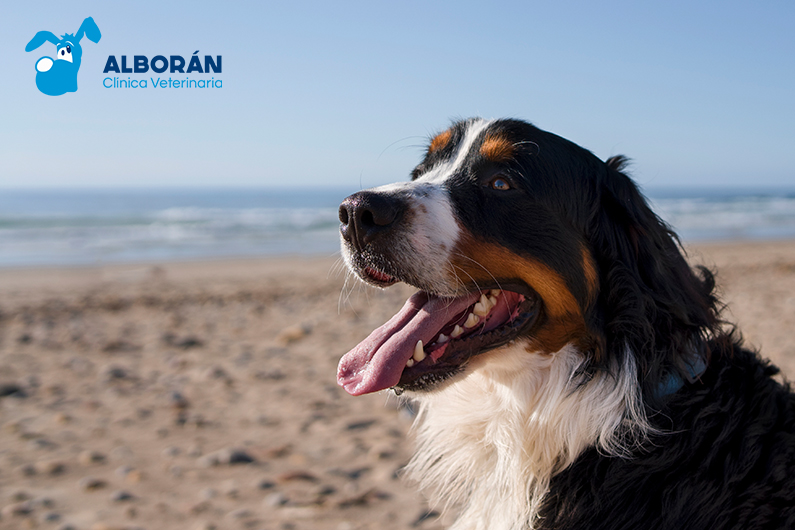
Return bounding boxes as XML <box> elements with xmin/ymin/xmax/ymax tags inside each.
<box><xmin>336</xmin><ymin>118</ymin><xmax>795</xmax><ymax>530</ymax></box>
<box><xmin>25</xmin><ymin>17</ymin><xmax>101</xmax><ymax>96</ymax></box>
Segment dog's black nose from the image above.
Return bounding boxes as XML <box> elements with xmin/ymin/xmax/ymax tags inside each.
<box><xmin>339</xmin><ymin>191</ymin><xmax>403</xmax><ymax>250</ymax></box>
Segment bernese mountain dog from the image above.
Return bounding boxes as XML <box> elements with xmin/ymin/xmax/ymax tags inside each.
<box><xmin>336</xmin><ymin>118</ymin><xmax>795</xmax><ymax>530</ymax></box>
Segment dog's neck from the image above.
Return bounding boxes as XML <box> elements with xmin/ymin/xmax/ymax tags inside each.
<box><xmin>404</xmin><ymin>343</ymin><xmax>651</xmax><ymax>530</ymax></box>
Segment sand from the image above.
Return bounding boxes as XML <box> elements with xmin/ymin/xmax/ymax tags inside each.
<box><xmin>0</xmin><ymin>241</ymin><xmax>793</xmax><ymax>530</ymax></box>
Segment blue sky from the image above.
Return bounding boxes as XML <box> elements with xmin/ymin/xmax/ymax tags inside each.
<box><xmin>2</xmin><ymin>1</ymin><xmax>793</xmax><ymax>190</ymax></box>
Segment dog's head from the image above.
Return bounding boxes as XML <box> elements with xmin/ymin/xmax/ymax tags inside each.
<box><xmin>337</xmin><ymin>118</ymin><xmax>718</xmax><ymax>401</ymax></box>
<box><xmin>25</xmin><ymin>17</ymin><xmax>101</xmax><ymax>96</ymax></box>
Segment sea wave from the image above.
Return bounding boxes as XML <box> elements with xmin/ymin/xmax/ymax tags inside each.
<box><xmin>0</xmin><ymin>188</ymin><xmax>793</xmax><ymax>266</ymax></box>
<box><xmin>650</xmin><ymin>194</ymin><xmax>795</xmax><ymax>241</ymax></box>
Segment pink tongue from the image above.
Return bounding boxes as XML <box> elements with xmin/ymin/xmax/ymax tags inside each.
<box><xmin>337</xmin><ymin>291</ymin><xmax>480</xmax><ymax>396</ymax></box>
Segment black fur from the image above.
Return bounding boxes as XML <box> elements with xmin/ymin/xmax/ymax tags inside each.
<box><xmin>420</xmin><ymin>119</ymin><xmax>795</xmax><ymax>527</ymax></box>
<box><xmin>587</xmin><ymin>152</ymin><xmax>722</xmax><ymax>410</ymax></box>
<box><xmin>540</xmin><ymin>344</ymin><xmax>795</xmax><ymax>529</ymax></box>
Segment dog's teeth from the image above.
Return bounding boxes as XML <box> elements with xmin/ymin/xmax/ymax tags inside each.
<box><xmin>437</xmin><ymin>333</ymin><xmax>448</xmax><ymax>343</ymax></box>
<box><xmin>473</xmin><ymin>294</ymin><xmax>492</xmax><ymax>316</ymax></box>
<box><xmin>451</xmin><ymin>325</ymin><xmax>463</xmax><ymax>338</ymax></box>
<box><xmin>491</xmin><ymin>289</ymin><xmax>502</xmax><ymax>296</ymax></box>
<box><xmin>413</xmin><ymin>340</ymin><xmax>426</xmax><ymax>362</ymax></box>
<box><xmin>488</xmin><ymin>295</ymin><xmax>498</xmax><ymax>307</ymax></box>
<box><xmin>406</xmin><ymin>358</ymin><xmax>415</xmax><ymax>368</ymax></box>
<box><xmin>464</xmin><ymin>313</ymin><xmax>480</xmax><ymax>328</ymax></box>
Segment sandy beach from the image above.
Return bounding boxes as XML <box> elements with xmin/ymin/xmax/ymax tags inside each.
<box><xmin>0</xmin><ymin>240</ymin><xmax>794</xmax><ymax>530</ymax></box>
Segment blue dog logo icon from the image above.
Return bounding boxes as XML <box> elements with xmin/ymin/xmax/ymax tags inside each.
<box><xmin>25</xmin><ymin>17</ymin><xmax>101</xmax><ymax>96</ymax></box>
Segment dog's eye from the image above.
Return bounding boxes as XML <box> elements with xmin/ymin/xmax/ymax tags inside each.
<box><xmin>57</xmin><ymin>46</ymin><xmax>73</xmax><ymax>63</ymax></box>
<box><xmin>489</xmin><ymin>177</ymin><xmax>511</xmax><ymax>191</ymax></box>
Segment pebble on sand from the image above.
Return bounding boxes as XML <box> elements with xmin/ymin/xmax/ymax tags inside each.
<box><xmin>0</xmin><ymin>382</ymin><xmax>27</xmax><ymax>398</ymax></box>
<box><xmin>78</xmin><ymin>476</ymin><xmax>108</xmax><ymax>491</ymax></box>
<box><xmin>100</xmin><ymin>365</ymin><xmax>132</xmax><ymax>382</ymax></box>
<box><xmin>277</xmin><ymin>470</ymin><xmax>319</xmax><ymax>483</ymax></box>
<box><xmin>276</xmin><ymin>324</ymin><xmax>311</xmax><ymax>345</ymax></box>
<box><xmin>79</xmin><ymin>450</ymin><xmax>107</xmax><ymax>466</ymax></box>
<box><xmin>34</xmin><ymin>459</ymin><xmax>67</xmax><ymax>475</ymax></box>
<box><xmin>1</xmin><ymin>501</ymin><xmax>34</xmax><ymax>517</ymax></box>
<box><xmin>16</xmin><ymin>463</ymin><xmax>36</xmax><ymax>476</ymax></box>
<box><xmin>161</xmin><ymin>446</ymin><xmax>181</xmax><ymax>459</ymax></box>
<box><xmin>111</xmin><ymin>490</ymin><xmax>135</xmax><ymax>502</ymax></box>
<box><xmin>197</xmin><ymin>448</ymin><xmax>256</xmax><ymax>467</ymax></box>
<box><xmin>264</xmin><ymin>492</ymin><xmax>288</xmax><ymax>507</ymax></box>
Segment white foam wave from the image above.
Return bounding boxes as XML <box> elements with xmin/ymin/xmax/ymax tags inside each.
<box><xmin>650</xmin><ymin>195</ymin><xmax>795</xmax><ymax>240</ymax></box>
<box><xmin>0</xmin><ymin>190</ymin><xmax>793</xmax><ymax>266</ymax></box>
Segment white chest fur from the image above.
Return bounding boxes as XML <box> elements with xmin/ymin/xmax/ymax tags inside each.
<box><xmin>404</xmin><ymin>343</ymin><xmax>650</xmax><ymax>530</ymax></box>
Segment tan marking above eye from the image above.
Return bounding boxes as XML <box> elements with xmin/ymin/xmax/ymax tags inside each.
<box><xmin>480</xmin><ymin>133</ymin><xmax>514</xmax><ymax>162</ymax></box>
<box><xmin>429</xmin><ymin>129</ymin><xmax>452</xmax><ymax>153</ymax></box>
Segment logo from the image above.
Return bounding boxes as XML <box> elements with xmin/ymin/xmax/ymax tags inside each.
<box><xmin>24</xmin><ymin>17</ymin><xmax>101</xmax><ymax>96</ymax></box>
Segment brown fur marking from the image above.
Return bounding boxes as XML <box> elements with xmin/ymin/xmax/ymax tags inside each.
<box><xmin>479</xmin><ymin>133</ymin><xmax>514</xmax><ymax>162</ymax></box>
<box><xmin>580</xmin><ymin>244</ymin><xmax>599</xmax><ymax>305</ymax></box>
<box><xmin>451</xmin><ymin>235</ymin><xmax>588</xmax><ymax>354</ymax></box>
<box><xmin>429</xmin><ymin>129</ymin><xmax>452</xmax><ymax>153</ymax></box>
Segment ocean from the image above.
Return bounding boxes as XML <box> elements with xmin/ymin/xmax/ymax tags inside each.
<box><xmin>0</xmin><ymin>186</ymin><xmax>794</xmax><ymax>267</ymax></box>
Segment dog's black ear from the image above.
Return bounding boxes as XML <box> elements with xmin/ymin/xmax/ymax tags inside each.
<box><xmin>586</xmin><ymin>157</ymin><xmax>719</xmax><ymax>405</ymax></box>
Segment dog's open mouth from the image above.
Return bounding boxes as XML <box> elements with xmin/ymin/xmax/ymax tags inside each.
<box><xmin>337</xmin><ymin>285</ymin><xmax>538</xmax><ymax>395</ymax></box>
<box><xmin>363</xmin><ymin>266</ymin><xmax>398</xmax><ymax>286</ymax></box>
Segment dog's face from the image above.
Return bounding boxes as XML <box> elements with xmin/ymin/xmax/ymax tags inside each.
<box><xmin>337</xmin><ymin>118</ymin><xmax>605</xmax><ymax>396</ymax></box>
<box><xmin>336</xmin><ymin>118</ymin><xmax>727</xmax><ymax>530</ymax></box>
